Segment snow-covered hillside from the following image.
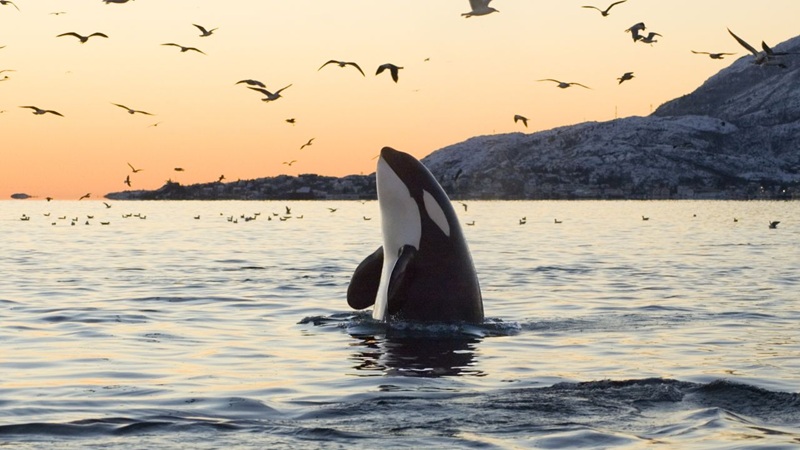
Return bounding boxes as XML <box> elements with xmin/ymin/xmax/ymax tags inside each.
<box><xmin>422</xmin><ymin>35</ymin><xmax>800</xmax><ymax>199</ymax></box>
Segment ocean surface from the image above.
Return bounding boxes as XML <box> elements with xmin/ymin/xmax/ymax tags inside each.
<box><xmin>2</xmin><ymin>199</ymin><xmax>798</xmax><ymax>449</ymax></box>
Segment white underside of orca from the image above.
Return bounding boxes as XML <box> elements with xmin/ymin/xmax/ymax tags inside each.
<box><xmin>374</xmin><ymin>156</ymin><xmax>421</xmax><ymax>321</ymax></box>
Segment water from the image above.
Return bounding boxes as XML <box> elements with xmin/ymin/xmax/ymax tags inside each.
<box><xmin>2</xmin><ymin>200</ymin><xmax>798</xmax><ymax>449</ymax></box>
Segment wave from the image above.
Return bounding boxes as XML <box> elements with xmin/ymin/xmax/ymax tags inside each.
<box><xmin>1</xmin><ymin>379</ymin><xmax>797</xmax><ymax>448</ymax></box>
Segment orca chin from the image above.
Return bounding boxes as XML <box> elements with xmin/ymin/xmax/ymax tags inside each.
<box><xmin>347</xmin><ymin>147</ymin><xmax>484</xmax><ymax>323</ymax></box>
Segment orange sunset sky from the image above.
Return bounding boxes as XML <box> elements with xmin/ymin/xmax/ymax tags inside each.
<box><xmin>2</xmin><ymin>0</ymin><xmax>798</xmax><ymax>199</ymax></box>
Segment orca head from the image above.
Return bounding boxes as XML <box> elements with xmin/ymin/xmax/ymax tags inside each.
<box><xmin>372</xmin><ymin>147</ymin><xmax>456</xmax><ymax>321</ymax></box>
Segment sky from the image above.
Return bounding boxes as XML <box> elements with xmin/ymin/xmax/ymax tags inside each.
<box><xmin>1</xmin><ymin>0</ymin><xmax>799</xmax><ymax>200</ymax></box>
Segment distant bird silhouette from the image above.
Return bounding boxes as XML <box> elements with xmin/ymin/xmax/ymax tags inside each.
<box><xmin>538</xmin><ymin>79</ymin><xmax>591</xmax><ymax>89</ymax></box>
<box><xmin>46</xmin><ymin>197</ymin><xmax>53</xmax><ymax>202</ymax></box>
<box><xmin>248</xmin><ymin>85</ymin><xmax>292</xmax><ymax>102</ymax></box>
<box><xmin>554</xmin><ymin>218</ymin><xmax>562</xmax><ymax>224</ymax></box>
<box><xmin>103</xmin><ymin>202</ymin><xmax>112</xmax><ymax>208</ymax></box>
<box><xmin>79</xmin><ymin>193</ymin><xmax>91</xmax><ymax>200</ymax></box>
<box><xmin>617</xmin><ymin>72</ymin><xmax>634</xmax><ymax>84</ymax></box>
<box><xmin>519</xmin><ymin>218</ymin><xmax>527</xmax><ymax>225</ymax></box>
<box><xmin>466</xmin><ymin>221</ymin><xmax>476</xmax><ymax>226</ymax></box>
<box><xmin>328</xmin><ymin>208</ymin><xmax>338</xmax><ymax>213</ymax></box>
<box><xmin>283</xmin><ymin>160</ymin><xmax>297</xmax><ymax>166</ymax></box>
<box><xmin>582</xmin><ymin>0</ymin><xmax>626</xmax><ymax>16</ymax></box>
<box><xmin>462</xmin><ymin>0</ymin><xmax>498</xmax><ymax>17</ymax></box>
<box><xmin>642</xmin><ymin>215</ymin><xmax>650</xmax><ymax>221</ymax></box>
<box><xmin>236</xmin><ymin>79</ymin><xmax>266</xmax><ymax>88</ymax></box>
<box><xmin>112</xmin><ymin>103</ymin><xmax>153</xmax><ymax>115</ymax></box>
<box><xmin>318</xmin><ymin>60</ymin><xmax>365</xmax><ymax>76</ymax></box>
<box><xmin>727</xmin><ymin>29</ymin><xmax>786</xmax><ymax>67</ymax></box>
<box><xmin>174</xmin><ymin>167</ymin><xmax>185</xmax><ymax>172</ymax></box>
<box><xmin>103</xmin><ymin>0</ymin><xmax>134</xmax><ymax>3</ymax></box>
<box><xmin>625</xmin><ymin>22</ymin><xmax>646</xmax><ymax>42</ymax></box>
<box><xmin>161</xmin><ymin>43</ymin><xmax>205</xmax><ymax>54</ymax></box>
<box><xmin>299</xmin><ymin>138</ymin><xmax>315</xmax><ymax>150</ymax></box>
<box><xmin>285</xmin><ymin>206</ymin><xmax>291</xmax><ymax>215</ymax></box>
<box><xmin>691</xmin><ymin>50</ymin><xmax>736</xmax><ymax>60</ymax></box>
<box><xmin>285</xmin><ymin>118</ymin><xmax>296</xmax><ymax>125</ymax></box>
<box><xmin>376</xmin><ymin>63</ymin><xmax>403</xmax><ymax>82</ymax></box>
<box><xmin>458</xmin><ymin>201</ymin><xmax>468</xmax><ymax>212</ymax></box>
<box><xmin>124</xmin><ymin>175</ymin><xmax>131</xmax><ymax>187</ymax></box>
<box><xmin>638</xmin><ymin>32</ymin><xmax>662</xmax><ymax>44</ymax></box>
<box><xmin>57</xmin><ymin>32</ymin><xmax>108</xmax><ymax>43</ymax></box>
<box><xmin>513</xmin><ymin>114</ymin><xmax>529</xmax><ymax>127</ymax></box>
<box><xmin>50</xmin><ymin>11</ymin><xmax>66</xmax><ymax>15</ymax></box>
<box><xmin>769</xmin><ymin>221</ymin><xmax>780</xmax><ymax>229</ymax></box>
<box><xmin>193</xmin><ymin>24</ymin><xmax>217</xmax><ymax>37</ymax></box>
<box><xmin>218</xmin><ymin>174</ymin><xmax>225</xmax><ymax>182</ymax></box>
<box><xmin>363</xmin><ymin>216</ymin><xmax>371</xmax><ymax>221</ymax></box>
<box><xmin>0</xmin><ymin>0</ymin><xmax>19</xmax><ymax>11</ymax></box>
<box><xmin>127</xmin><ymin>162</ymin><xmax>143</xmax><ymax>173</ymax></box>
<box><xmin>20</xmin><ymin>106</ymin><xmax>63</xmax><ymax>116</ymax></box>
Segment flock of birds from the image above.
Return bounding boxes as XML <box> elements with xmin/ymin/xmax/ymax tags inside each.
<box><xmin>455</xmin><ymin>0</ymin><xmax>790</xmax><ymax>129</ymax></box>
<box><xmin>15</xmin><ymin>200</ymin><xmax>783</xmax><ymax>230</ymax></box>
<box><xmin>1</xmin><ymin>0</ymin><xmax>793</xmax><ymax>199</ymax></box>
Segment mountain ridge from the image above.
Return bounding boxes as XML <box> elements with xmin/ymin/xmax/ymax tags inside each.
<box><xmin>106</xmin><ymin>34</ymin><xmax>800</xmax><ymax>201</ymax></box>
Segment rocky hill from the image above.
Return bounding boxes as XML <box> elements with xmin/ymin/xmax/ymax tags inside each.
<box><xmin>107</xmin><ymin>35</ymin><xmax>800</xmax><ymax>201</ymax></box>
<box><xmin>422</xmin><ymin>34</ymin><xmax>800</xmax><ymax>200</ymax></box>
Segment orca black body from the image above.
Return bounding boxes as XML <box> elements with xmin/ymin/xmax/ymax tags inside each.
<box><xmin>347</xmin><ymin>147</ymin><xmax>483</xmax><ymax>323</ymax></box>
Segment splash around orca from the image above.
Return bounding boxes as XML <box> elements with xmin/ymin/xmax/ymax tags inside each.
<box><xmin>347</xmin><ymin>147</ymin><xmax>484</xmax><ymax>323</ymax></box>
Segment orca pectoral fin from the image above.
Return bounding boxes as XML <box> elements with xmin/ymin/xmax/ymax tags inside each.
<box><xmin>347</xmin><ymin>246</ymin><xmax>384</xmax><ymax>310</ymax></box>
<box><xmin>387</xmin><ymin>245</ymin><xmax>417</xmax><ymax>315</ymax></box>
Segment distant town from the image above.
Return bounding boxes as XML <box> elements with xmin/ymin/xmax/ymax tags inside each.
<box><xmin>101</xmin><ymin>173</ymin><xmax>798</xmax><ymax>201</ymax></box>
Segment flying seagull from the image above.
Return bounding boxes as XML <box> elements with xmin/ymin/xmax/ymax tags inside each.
<box><xmin>638</xmin><ymin>32</ymin><xmax>662</xmax><ymax>44</ymax></box>
<box><xmin>727</xmin><ymin>28</ymin><xmax>786</xmax><ymax>67</ymax></box>
<box><xmin>174</xmin><ymin>167</ymin><xmax>185</xmax><ymax>172</ymax></box>
<box><xmin>769</xmin><ymin>221</ymin><xmax>780</xmax><ymax>229</ymax></box>
<box><xmin>538</xmin><ymin>79</ymin><xmax>591</xmax><ymax>89</ymax></box>
<box><xmin>299</xmin><ymin>138</ymin><xmax>315</xmax><ymax>150</ymax></box>
<box><xmin>285</xmin><ymin>118</ymin><xmax>296</xmax><ymax>125</ymax></box>
<box><xmin>20</xmin><ymin>106</ymin><xmax>63</xmax><ymax>116</ymax></box>
<box><xmin>582</xmin><ymin>0</ymin><xmax>626</xmax><ymax>17</ymax></box>
<box><xmin>161</xmin><ymin>43</ymin><xmax>205</xmax><ymax>54</ymax></box>
<box><xmin>57</xmin><ymin>32</ymin><xmax>108</xmax><ymax>43</ymax></box>
<box><xmin>318</xmin><ymin>60</ymin><xmax>365</xmax><ymax>76</ymax></box>
<box><xmin>513</xmin><ymin>114</ymin><xmax>528</xmax><ymax>127</ymax></box>
<box><xmin>283</xmin><ymin>160</ymin><xmax>297</xmax><ymax>166</ymax></box>
<box><xmin>625</xmin><ymin>22</ymin><xmax>646</xmax><ymax>42</ymax></box>
<box><xmin>691</xmin><ymin>50</ymin><xmax>736</xmax><ymax>60</ymax></box>
<box><xmin>193</xmin><ymin>24</ymin><xmax>217</xmax><ymax>37</ymax></box>
<box><xmin>617</xmin><ymin>72</ymin><xmax>634</xmax><ymax>84</ymax></box>
<box><xmin>103</xmin><ymin>0</ymin><xmax>133</xmax><ymax>3</ymax></box>
<box><xmin>79</xmin><ymin>193</ymin><xmax>91</xmax><ymax>200</ymax></box>
<box><xmin>127</xmin><ymin>162</ymin><xmax>143</xmax><ymax>173</ymax></box>
<box><xmin>1</xmin><ymin>0</ymin><xmax>20</xmax><ymax>11</ymax></box>
<box><xmin>462</xmin><ymin>0</ymin><xmax>498</xmax><ymax>17</ymax></box>
<box><xmin>248</xmin><ymin>84</ymin><xmax>292</xmax><ymax>102</ymax></box>
<box><xmin>376</xmin><ymin>63</ymin><xmax>403</xmax><ymax>82</ymax></box>
<box><xmin>112</xmin><ymin>103</ymin><xmax>153</xmax><ymax>115</ymax></box>
<box><xmin>236</xmin><ymin>79</ymin><xmax>266</xmax><ymax>88</ymax></box>
<box><xmin>124</xmin><ymin>175</ymin><xmax>131</xmax><ymax>187</ymax></box>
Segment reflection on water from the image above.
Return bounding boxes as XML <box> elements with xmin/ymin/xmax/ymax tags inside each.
<box><xmin>349</xmin><ymin>333</ymin><xmax>484</xmax><ymax>378</ymax></box>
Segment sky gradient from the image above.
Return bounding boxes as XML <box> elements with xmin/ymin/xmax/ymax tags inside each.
<box><xmin>2</xmin><ymin>0</ymin><xmax>799</xmax><ymax>199</ymax></box>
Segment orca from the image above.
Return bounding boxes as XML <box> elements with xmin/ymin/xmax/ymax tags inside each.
<box><xmin>347</xmin><ymin>147</ymin><xmax>484</xmax><ymax>323</ymax></box>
